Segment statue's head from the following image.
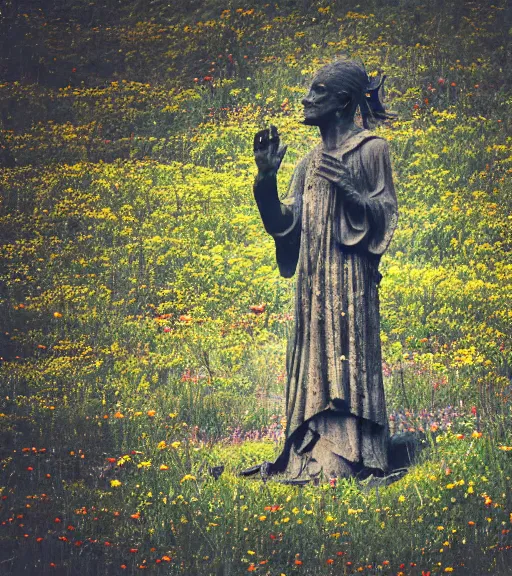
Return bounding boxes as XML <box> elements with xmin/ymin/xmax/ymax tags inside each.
<box><xmin>301</xmin><ymin>59</ymin><xmax>369</xmax><ymax>127</ymax></box>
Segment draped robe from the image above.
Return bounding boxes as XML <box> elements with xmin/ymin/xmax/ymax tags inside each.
<box><xmin>259</xmin><ymin>130</ymin><xmax>398</xmax><ymax>479</ymax></box>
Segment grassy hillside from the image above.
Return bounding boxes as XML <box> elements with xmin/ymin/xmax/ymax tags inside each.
<box><xmin>1</xmin><ymin>1</ymin><xmax>512</xmax><ymax>574</ymax></box>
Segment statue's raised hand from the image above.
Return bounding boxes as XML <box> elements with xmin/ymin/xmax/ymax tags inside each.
<box><xmin>254</xmin><ymin>125</ymin><xmax>287</xmax><ymax>177</ymax></box>
<box><xmin>316</xmin><ymin>152</ymin><xmax>362</xmax><ymax>205</ymax></box>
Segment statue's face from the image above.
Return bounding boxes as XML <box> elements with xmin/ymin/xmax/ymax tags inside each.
<box><xmin>301</xmin><ymin>70</ymin><xmax>350</xmax><ymax>126</ymax></box>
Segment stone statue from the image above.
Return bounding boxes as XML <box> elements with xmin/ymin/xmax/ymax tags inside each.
<box><xmin>243</xmin><ymin>59</ymin><xmax>398</xmax><ymax>481</ymax></box>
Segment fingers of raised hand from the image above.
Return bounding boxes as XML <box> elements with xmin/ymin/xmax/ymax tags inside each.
<box><xmin>269</xmin><ymin>125</ymin><xmax>280</xmax><ymax>155</ymax></box>
<box><xmin>254</xmin><ymin>125</ymin><xmax>281</xmax><ymax>154</ymax></box>
<box><xmin>254</xmin><ymin>129</ymin><xmax>270</xmax><ymax>152</ymax></box>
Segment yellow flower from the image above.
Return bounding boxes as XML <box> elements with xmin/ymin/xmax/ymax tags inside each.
<box><xmin>180</xmin><ymin>474</ymin><xmax>196</xmax><ymax>483</ymax></box>
<box><xmin>110</xmin><ymin>479</ymin><xmax>122</xmax><ymax>487</ymax></box>
<box><xmin>472</xmin><ymin>431</ymin><xmax>482</xmax><ymax>438</ymax></box>
<box><xmin>444</xmin><ymin>568</ymin><xmax>454</xmax><ymax>572</ymax></box>
<box><xmin>160</xmin><ymin>464</ymin><xmax>169</xmax><ymax>470</ymax></box>
<box><xmin>157</xmin><ymin>441</ymin><xmax>167</xmax><ymax>450</ymax></box>
<box><xmin>398</xmin><ymin>495</ymin><xmax>406</xmax><ymax>502</ymax></box>
<box><xmin>137</xmin><ymin>461</ymin><xmax>152</xmax><ymax>469</ymax></box>
<box><xmin>53</xmin><ymin>312</ymin><xmax>62</xmax><ymax>318</ymax></box>
<box><xmin>247</xmin><ymin>550</ymin><xmax>255</xmax><ymax>556</ymax></box>
<box><xmin>291</xmin><ymin>507</ymin><xmax>299</xmax><ymax>515</ymax></box>
<box><xmin>437</xmin><ymin>526</ymin><xmax>444</xmax><ymax>531</ymax></box>
<box><xmin>171</xmin><ymin>441</ymin><xmax>181</xmax><ymax>449</ymax></box>
<box><xmin>325</xmin><ymin>515</ymin><xmax>335</xmax><ymax>522</ymax></box>
<box><xmin>259</xmin><ymin>515</ymin><xmax>267</xmax><ymax>521</ymax></box>
<box><xmin>282</xmin><ymin>517</ymin><xmax>290</xmax><ymax>523</ymax></box>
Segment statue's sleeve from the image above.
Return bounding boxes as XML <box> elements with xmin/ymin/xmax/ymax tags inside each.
<box><xmin>271</xmin><ymin>156</ymin><xmax>307</xmax><ymax>278</ymax></box>
<box><xmin>361</xmin><ymin>138</ymin><xmax>398</xmax><ymax>255</ymax></box>
<box><xmin>335</xmin><ymin>137</ymin><xmax>398</xmax><ymax>255</ymax></box>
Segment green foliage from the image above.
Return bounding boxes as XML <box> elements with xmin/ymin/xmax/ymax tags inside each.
<box><xmin>1</xmin><ymin>0</ymin><xmax>512</xmax><ymax>574</ymax></box>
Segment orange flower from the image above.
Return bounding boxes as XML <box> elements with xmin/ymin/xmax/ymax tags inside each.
<box><xmin>248</xmin><ymin>564</ymin><xmax>256</xmax><ymax>572</ymax></box>
<box><xmin>294</xmin><ymin>559</ymin><xmax>303</xmax><ymax>566</ymax></box>
<box><xmin>162</xmin><ymin>556</ymin><xmax>171</xmax><ymax>562</ymax></box>
<box><xmin>147</xmin><ymin>410</ymin><xmax>156</xmax><ymax>417</ymax></box>
<box><xmin>36</xmin><ymin>537</ymin><xmax>44</xmax><ymax>542</ymax></box>
<box><xmin>468</xmin><ymin>521</ymin><xmax>475</xmax><ymax>526</ymax></box>
<box><xmin>114</xmin><ymin>412</ymin><xmax>124</xmax><ymax>419</ymax></box>
<box><xmin>131</xmin><ymin>513</ymin><xmax>141</xmax><ymax>520</ymax></box>
<box><xmin>326</xmin><ymin>558</ymin><xmax>334</xmax><ymax>565</ymax></box>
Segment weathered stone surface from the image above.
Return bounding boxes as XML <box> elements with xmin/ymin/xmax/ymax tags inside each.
<box><xmin>246</xmin><ymin>58</ymin><xmax>398</xmax><ymax>480</ymax></box>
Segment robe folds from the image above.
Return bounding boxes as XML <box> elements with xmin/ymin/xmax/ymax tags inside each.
<box><xmin>267</xmin><ymin>130</ymin><xmax>398</xmax><ymax>478</ymax></box>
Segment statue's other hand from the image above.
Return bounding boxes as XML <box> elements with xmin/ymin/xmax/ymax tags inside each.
<box><xmin>316</xmin><ymin>152</ymin><xmax>359</xmax><ymax>201</ymax></box>
<box><xmin>254</xmin><ymin>124</ymin><xmax>287</xmax><ymax>177</ymax></box>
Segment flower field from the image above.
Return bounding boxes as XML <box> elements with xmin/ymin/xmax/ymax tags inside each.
<box><xmin>1</xmin><ymin>0</ymin><xmax>511</xmax><ymax>574</ymax></box>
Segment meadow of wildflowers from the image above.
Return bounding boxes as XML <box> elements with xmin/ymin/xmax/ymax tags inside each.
<box><xmin>1</xmin><ymin>0</ymin><xmax>511</xmax><ymax>574</ymax></box>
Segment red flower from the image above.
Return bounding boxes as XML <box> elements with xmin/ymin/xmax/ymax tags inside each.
<box><xmin>27</xmin><ymin>467</ymin><xmax>33</xmax><ymax>472</ymax></box>
<box><xmin>249</xmin><ymin>304</ymin><xmax>266</xmax><ymax>314</ymax></box>
<box><xmin>130</xmin><ymin>548</ymin><xmax>139</xmax><ymax>553</ymax></box>
<box><xmin>203</xmin><ymin>76</ymin><xmax>213</xmax><ymax>82</ymax></box>
<box><xmin>438</xmin><ymin>78</ymin><xmax>445</xmax><ymax>85</ymax></box>
<box><xmin>54</xmin><ymin>518</ymin><xmax>61</xmax><ymax>523</ymax></box>
<box><xmin>471</xmin><ymin>406</ymin><xmax>477</xmax><ymax>415</ymax></box>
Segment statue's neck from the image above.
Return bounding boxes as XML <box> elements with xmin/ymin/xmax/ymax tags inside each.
<box><xmin>319</xmin><ymin>118</ymin><xmax>361</xmax><ymax>152</ymax></box>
